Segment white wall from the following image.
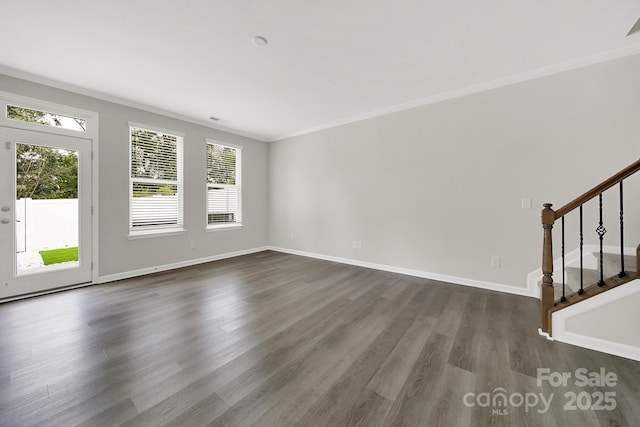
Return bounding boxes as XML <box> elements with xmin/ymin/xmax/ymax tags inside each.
<box><xmin>3</xmin><ymin>53</ymin><xmax>640</xmax><ymax>290</ymax></box>
<box><xmin>269</xmin><ymin>53</ymin><xmax>640</xmax><ymax>291</ymax></box>
<box><xmin>0</xmin><ymin>74</ymin><xmax>269</xmax><ymax>278</ymax></box>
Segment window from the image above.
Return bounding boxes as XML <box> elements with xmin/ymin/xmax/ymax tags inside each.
<box><xmin>7</xmin><ymin>104</ymin><xmax>86</xmax><ymax>132</ymax></box>
<box><xmin>207</xmin><ymin>141</ymin><xmax>241</xmax><ymax>228</ymax></box>
<box><xmin>129</xmin><ymin>123</ymin><xmax>184</xmax><ymax>235</ymax></box>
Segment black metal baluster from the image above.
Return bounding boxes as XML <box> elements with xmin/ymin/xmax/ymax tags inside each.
<box><xmin>619</xmin><ymin>181</ymin><xmax>626</xmax><ymax>278</ymax></box>
<box><xmin>579</xmin><ymin>205</ymin><xmax>585</xmax><ymax>295</ymax></box>
<box><xmin>596</xmin><ymin>193</ymin><xmax>607</xmax><ymax>287</ymax></box>
<box><xmin>561</xmin><ymin>216</ymin><xmax>566</xmax><ymax>302</ymax></box>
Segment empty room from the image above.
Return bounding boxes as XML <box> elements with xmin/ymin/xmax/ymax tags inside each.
<box><xmin>1</xmin><ymin>1</ymin><xmax>640</xmax><ymax>426</ymax></box>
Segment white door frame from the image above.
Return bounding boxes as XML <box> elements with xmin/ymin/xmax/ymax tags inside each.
<box><xmin>0</xmin><ymin>92</ymin><xmax>99</xmax><ymax>299</ymax></box>
<box><xmin>0</xmin><ymin>128</ymin><xmax>92</xmax><ymax>296</ymax></box>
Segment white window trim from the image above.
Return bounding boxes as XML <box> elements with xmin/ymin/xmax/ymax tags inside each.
<box><xmin>129</xmin><ymin>123</ymin><xmax>185</xmax><ymax>237</ymax></box>
<box><xmin>206</xmin><ymin>224</ymin><xmax>244</xmax><ymax>232</ymax></box>
<box><xmin>127</xmin><ymin>229</ymin><xmax>186</xmax><ymax>239</ymax></box>
<box><xmin>0</xmin><ymin>91</ymin><xmax>95</xmax><ymax>138</ymax></box>
<box><xmin>205</xmin><ymin>139</ymin><xmax>242</xmax><ymax>150</ymax></box>
<box><xmin>128</xmin><ymin>121</ymin><xmax>185</xmax><ymax>138</ymax></box>
<box><xmin>205</xmin><ymin>138</ymin><xmax>242</xmax><ymax>230</ymax></box>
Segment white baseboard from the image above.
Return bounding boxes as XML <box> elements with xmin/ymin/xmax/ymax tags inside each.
<box><xmin>558</xmin><ymin>332</ymin><xmax>640</xmax><ymax>362</ymax></box>
<box><xmin>551</xmin><ymin>279</ymin><xmax>640</xmax><ymax>362</ymax></box>
<box><xmin>268</xmin><ymin>246</ymin><xmax>535</xmax><ymax>298</ymax></box>
<box><xmin>97</xmin><ymin>246</ymin><xmax>270</xmax><ymax>284</ymax></box>
<box><xmin>538</xmin><ymin>328</ymin><xmax>554</xmax><ymax>341</ymax></box>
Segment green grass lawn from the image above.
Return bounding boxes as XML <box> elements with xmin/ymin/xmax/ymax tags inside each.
<box><xmin>39</xmin><ymin>247</ymin><xmax>78</xmax><ymax>265</ymax></box>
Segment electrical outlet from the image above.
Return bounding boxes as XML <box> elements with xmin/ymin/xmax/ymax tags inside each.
<box><xmin>290</xmin><ymin>233</ymin><xmax>295</xmax><ymax>241</ymax></box>
<box><xmin>356</xmin><ymin>241</ymin><xmax>362</xmax><ymax>249</ymax></box>
<box><xmin>491</xmin><ymin>256</ymin><xmax>501</xmax><ymax>268</ymax></box>
<box><xmin>189</xmin><ymin>240</ymin><xmax>196</xmax><ymax>249</ymax></box>
<box><xmin>521</xmin><ymin>198</ymin><xmax>532</xmax><ymax>209</ymax></box>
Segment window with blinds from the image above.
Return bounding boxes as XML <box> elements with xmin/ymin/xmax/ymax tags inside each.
<box><xmin>129</xmin><ymin>123</ymin><xmax>184</xmax><ymax>234</ymax></box>
<box><xmin>206</xmin><ymin>141</ymin><xmax>241</xmax><ymax>227</ymax></box>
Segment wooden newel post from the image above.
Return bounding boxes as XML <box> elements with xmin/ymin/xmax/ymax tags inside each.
<box><xmin>541</xmin><ymin>203</ymin><xmax>555</xmax><ymax>334</ymax></box>
<box><xmin>636</xmin><ymin>244</ymin><xmax>640</xmax><ymax>278</ymax></box>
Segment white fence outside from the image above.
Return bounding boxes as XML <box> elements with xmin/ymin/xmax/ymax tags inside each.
<box><xmin>15</xmin><ymin>198</ymin><xmax>78</xmax><ymax>252</ymax></box>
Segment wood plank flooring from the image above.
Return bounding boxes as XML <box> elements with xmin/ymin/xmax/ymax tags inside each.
<box><xmin>0</xmin><ymin>250</ymin><xmax>638</xmax><ymax>426</ymax></box>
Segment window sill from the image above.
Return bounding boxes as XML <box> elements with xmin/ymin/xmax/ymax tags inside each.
<box><xmin>128</xmin><ymin>228</ymin><xmax>186</xmax><ymax>239</ymax></box>
<box><xmin>206</xmin><ymin>223</ymin><xmax>243</xmax><ymax>232</ymax></box>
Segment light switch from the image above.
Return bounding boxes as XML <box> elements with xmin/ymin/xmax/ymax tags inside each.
<box><xmin>521</xmin><ymin>198</ymin><xmax>532</xmax><ymax>209</ymax></box>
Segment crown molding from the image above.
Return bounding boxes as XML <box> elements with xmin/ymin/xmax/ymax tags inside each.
<box><xmin>0</xmin><ymin>65</ymin><xmax>269</xmax><ymax>142</ymax></box>
<box><xmin>3</xmin><ymin>43</ymin><xmax>640</xmax><ymax>144</ymax></box>
<box><xmin>269</xmin><ymin>44</ymin><xmax>640</xmax><ymax>142</ymax></box>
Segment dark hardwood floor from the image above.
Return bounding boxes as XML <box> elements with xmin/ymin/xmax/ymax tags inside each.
<box><xmin>0</xmin><ymin>250</ymin><xmax>638</xmax><ymax>426</ymax></box>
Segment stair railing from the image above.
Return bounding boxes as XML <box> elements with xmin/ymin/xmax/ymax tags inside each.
<box><xmin>541</xmin><ymin>159</ymin><xmax>640</xmax><ymax>335</ymax></box>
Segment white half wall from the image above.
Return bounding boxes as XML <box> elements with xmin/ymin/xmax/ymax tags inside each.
<box><xmin>269</xmin><ymin>53</ymin><xmax>640</xmax><ymax>292</ymax></box>
<box><xmin>552</xmin><ymin>279</ymin><xmax>640</xmax><ymax>361</ymax></box>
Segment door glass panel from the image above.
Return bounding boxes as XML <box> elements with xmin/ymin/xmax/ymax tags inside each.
<box><xmin>7</xmin><ymin>105</ymin><xmax>87</xmax><ymax>132</ymax></box>
<box><xmin>15</xmin><ymin>143</ymin><xmax>80</xmax><ymax>276</ymax></box>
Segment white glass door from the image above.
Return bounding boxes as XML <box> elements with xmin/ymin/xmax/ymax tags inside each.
<box><xmin>0</xmin><ymin>127</ymin><xmax>91</xmax><ymax>299</ymax></box>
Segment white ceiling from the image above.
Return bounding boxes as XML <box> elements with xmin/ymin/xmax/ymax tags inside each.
<box><xmin>1</xmin><ymin>1</ymin><xmax>640</xmax><ymax>142</ymax></box>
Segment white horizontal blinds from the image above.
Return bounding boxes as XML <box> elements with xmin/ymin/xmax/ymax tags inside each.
<box><xmin>207</xmin><ymin>143</ymin><xmax>241</xmax><ymax>224</ymax></box>
<box><xmin>130</xmin><ymin>126</ymin><xmax>183</xmax><ymax>231</ymax></box>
